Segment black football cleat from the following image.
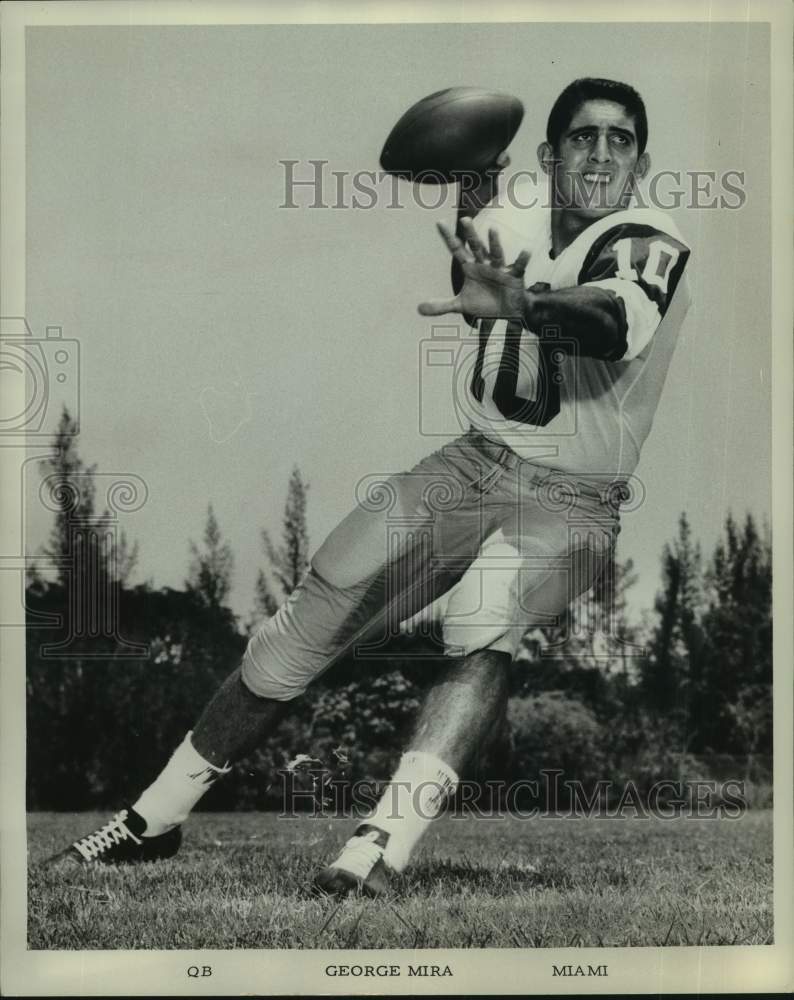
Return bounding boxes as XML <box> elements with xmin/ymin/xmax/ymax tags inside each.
<box><xmin>43</xmin><ymin>806</ymin><xmax>182</xmax><ymax>867</ymax></box>
<box><xmin>313</xmin><ymin>824</ymin><xmax>393</xmax><ymax>898</ymax></box>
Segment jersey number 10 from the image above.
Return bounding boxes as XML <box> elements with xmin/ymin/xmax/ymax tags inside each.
<box><xmin>471</xmin><ymin>319</ymin><xmax>564</xmax><ymax>427</ymax></box>
<box><xmin>614</xmin><ymin>237</ymin><xmax>680</xmax><ymax>294</ymax></box>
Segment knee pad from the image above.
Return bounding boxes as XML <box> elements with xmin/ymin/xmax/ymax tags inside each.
<box><xmin>241</xmin><ymin>594</ymin><xmax>325</xmax><ymax>702</ymax></box>
<box><xmin>241</xmin><ymin>639</ymin><xmax>310</xmax><ymax>701</ymax></box>
<box><xmin>240</xmin><ymin>566</ymin><xmax>374</xmax><ymax>701</ymax></box>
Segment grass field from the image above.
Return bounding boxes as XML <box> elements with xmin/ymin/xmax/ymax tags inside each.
<box><xmin>28</xmin><ymin>809</ymin><xmax>773</xmax><ymax>950</ymax></box>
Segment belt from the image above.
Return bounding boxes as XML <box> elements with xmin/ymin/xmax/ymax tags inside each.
<box><xmin>467</xmin><ymin>430</ymin><xmax>522</xmax><ymax>470</ymax></box>
<box><xmin>467</xmin><ymin>430</ymin><xmax>628</xmax><ymax>506</ymax></box>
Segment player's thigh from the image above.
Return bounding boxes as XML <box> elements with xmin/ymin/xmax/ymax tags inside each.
<box><xmin>442</xmin><ymin>489</ymin><xmax>619</xmax><ymax>658</ymax></box>
<box><xmin>244</xmin><ymin>439</ymin><xmax>495</xmax><ymax>699</ymax></box>
<box><xmin>312</xmin><ymin>438</ymin><xmax>492</xmax><ymax>594</ymax></box>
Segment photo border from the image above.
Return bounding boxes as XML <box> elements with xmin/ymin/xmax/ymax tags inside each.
<box><xmin>1</xmin><ymin>0</ymin><xmax>791</xmax><ymax>995</ymax></box>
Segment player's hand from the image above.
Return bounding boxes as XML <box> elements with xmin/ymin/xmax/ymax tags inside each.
<box><xmin>418</xmin><ymin>217</ymin><xmax>529</xmax><ymax>320</ymax></box>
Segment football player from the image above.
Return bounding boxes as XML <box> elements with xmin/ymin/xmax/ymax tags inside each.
<box><xmin>49</xmin><ymin>79</ymin><xmax>691</xmax><ymax>898</ymax></box>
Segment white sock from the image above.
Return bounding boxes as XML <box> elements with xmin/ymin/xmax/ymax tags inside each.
<box><xmin>132</xmin><ymin>732</ymin><xmax>231</xmax><ymax>837</ymax></box>
<box><xmin>364</xmin><ymin>751</ymin><xmax>458</xmax><ymax>872</ymax></box>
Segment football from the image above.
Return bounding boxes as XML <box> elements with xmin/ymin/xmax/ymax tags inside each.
<box><xmin>380</xmin><ymin>87</ymin><xmax>524</xmax><ymax>184</ymax></box>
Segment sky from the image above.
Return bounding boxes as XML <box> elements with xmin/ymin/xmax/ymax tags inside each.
<box><xmin>22</xmin><ymin>20</ymin><xmax>771</xmax><ymax>627</ymax></box>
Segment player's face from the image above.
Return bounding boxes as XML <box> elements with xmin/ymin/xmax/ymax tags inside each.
<box><xmin>540</xmin><ymin>99</ymin><xmax>650</xmax><ymax>217</ymax></box>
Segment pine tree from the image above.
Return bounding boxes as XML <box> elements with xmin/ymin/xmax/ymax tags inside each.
<box><xmin>113</xmin><ymin>531</ymin><xmax>139</xmax><ymax>588</ymax></box>
<box><xmin>640</xmin><ymin>513</ymin><xmax>705</xmax><ymax>747</ymax></box>
<box><xmin>250</xmin><ymin>467</ymin><xmax>310</xmax><ymax>627</ymax></box>
<box><xmin>28</xmin><ymin>410</ymin><xmax>145</xmax><ymax>804</ymax></box>
<box><xmin>698</xmin><ymin>513</ymin><xmax>772</xmax><ymax>757</ymax></box>
<box><xmin>187</xmin><ymin>504</ymin><xmax>234</xmax><ymax>611</ymax></box>
<box><xmin>38</xmin><ymin>407</ymin><xmax>138</xmax><ymax>588</ymax></box>
<box><xmin>39</xmin><ymin>408</ymin><xmax>102</xmax><ymax>589</ymax></box>
<box><xmin>585</xmin><ymin>552</ymin><xmax>640</xmax><ymax>664</ymax></box>
<box><xmin>264</xmin><ymin>467</ymin><xmax>310</xmax><ymax>595</ymax></box>
<box><xmin>252</xmin><ymin>568</ymin><xmax>280</xmax><ymax>621</ymax></box>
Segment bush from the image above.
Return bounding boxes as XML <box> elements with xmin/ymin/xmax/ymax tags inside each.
<box><xmin>506</xmin><ymin>692</ymin><xmax>612</xmax><ymax>808</ymax></box>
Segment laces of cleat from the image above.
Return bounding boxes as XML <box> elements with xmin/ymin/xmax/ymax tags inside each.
<box><xmin>332</xmin><ymin>832</ymin><xmax>384</xmax><ymax>881</ymax></box>
<box><xmin>73</xmin><ymin>811</ymin><xmax>143</xmax><ymax>861</ymax></box>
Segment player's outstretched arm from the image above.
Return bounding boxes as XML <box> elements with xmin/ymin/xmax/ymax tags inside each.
<box><xmin>523</xmin><ymin>284</ymin><xmax>628</xmax><ymax>360</ymax></box>
<box><xmin>419</xmin><ymin>218</ymin><xmax>629</xmax><ymax>361</ymax></box>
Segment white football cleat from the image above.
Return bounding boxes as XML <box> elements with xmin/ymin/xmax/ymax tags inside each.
<box><xmin>313</xmin><ymin>824</ymin><xmax>393</xmax><ymax>897</ymax></box>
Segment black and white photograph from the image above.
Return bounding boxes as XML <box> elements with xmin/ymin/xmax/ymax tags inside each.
<box><xmin>1</xmin><ymin>0</ymin><xmax>792</xmax><ymax>995</ymax></box>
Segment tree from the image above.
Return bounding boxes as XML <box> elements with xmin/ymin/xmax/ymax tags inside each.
<box><xmin>250</xmin><ymin>467</ymin><xmax>310</xmax><ymax>626</ymax></box>
<box><xmin>25</xmin><ymin>582</ymin><xmax>246</xmax><ymax>809</ymax></box>
<box><xmin>639</xmin><ymin>513</ymin><xmax>705</xmax><ymax>747</ymax></box>
<box><xmin>39</xmin><ymin>409</ymin><xmax>98</xmax><ymax>588</ymax></box>
<box><xmin>569</xmin><ymin>552</ymin><xmax>642</xmax><ymax>678</ymax></box>
<box><xmin>112</xmin><ymin>531</ymin><xmax>140</xmax><ymax>589</ymax></box>
<box><xmin>507</xmin><ymin>692</ymin><xmax>611</xmax><ymax>808</ymax></box>
<box><xmin>587</xmin><ymin>553</ymin><xmax>645</xmax><ymax>720</ymax></box>
<box><xmin>38</xmin><ymin>407</ymin><xmax>139</xmax><ymax>588</ymax></box>
<box><xmin>697</xmin><ymin>513</ymin><xmax>772</xmax><ymax>756</ymax></box>
<box><xmin>252</xmin><ymin>568</ymin><xmax>280</xmax><ymax>622</ymax></box>
<box><xmin>187</xmin><ymin>504</ymin><xmax>234</xmax><ymax>612</ymax></box>
<box><xmin>28</xmin><ymin>409</ymin><xmax>149</xmax><ymax>807</ymax></box>
<box><xmin>636</xmin><ymin>511</ymin><xmax>772</xmax><ymax>763</ymax></box>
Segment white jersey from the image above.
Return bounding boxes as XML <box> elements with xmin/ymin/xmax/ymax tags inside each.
<box><xmin>460</xmin><ymin>194</ymin><xmax>692</xmax><ymax>478</ymax></box>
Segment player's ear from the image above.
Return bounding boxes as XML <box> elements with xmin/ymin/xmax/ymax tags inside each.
<box><xmin>635</xmin><ymin>151</ymin><xmax>650</xmax><ymax>180</ymax></box>
<box><xmin>537</xmin><ymin>141</ymin><xmax>555</xmax><ymax>175</ymax></box>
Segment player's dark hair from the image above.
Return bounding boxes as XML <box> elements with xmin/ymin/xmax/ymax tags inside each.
<box><xmin>546</xmin><ymin>78</ymin><xmax>648</xmax><ymax>154</ymax></box>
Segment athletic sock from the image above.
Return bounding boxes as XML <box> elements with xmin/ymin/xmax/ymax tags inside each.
<box><xmin>132</xmin><ymin>731</ymin><xmax>231</xmax><ymax>837</ymax></box>
<box><xmin>362</xmin><ymin>751</ymin><xmax>459</xmax><ymax>872</ymax></box>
